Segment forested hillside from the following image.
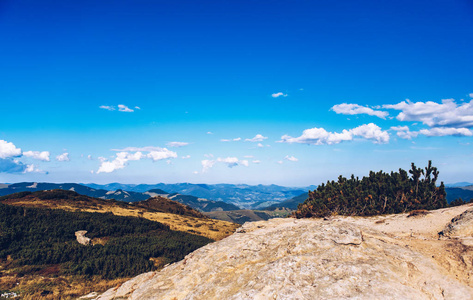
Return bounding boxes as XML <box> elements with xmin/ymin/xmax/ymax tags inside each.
<box><xmin>0</xmin><ymin>189</ymin><xmax>239</xmax><ymax>241</ymax></box>
<box><xmin>295</xmin><ymin>161</ymin><xmax>447</xmax><ymax>218</ymax></box>
<box><xmin>0</xmin><ymin>203</ymin><xmax>212</xmax><ymax>298</ymax></box>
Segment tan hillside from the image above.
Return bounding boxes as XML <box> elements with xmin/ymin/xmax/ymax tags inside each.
<box><xmin>136</xmin><ymin>196</ymin><xmax>208</xmax><ymax>219</ymax></box>
<box><xmin>204</xmin><ymin>208</ymin><xmax>291</xmax><ymax>224</ymax></box>
<box><xmin>95</xmin><ymin>204</ymin><xmax>473</xmax><ymax>299</ymax></box>
<box><xmin>0</xmin><ymin>190</ymin><xmax>239</xmax><ymax>241</ymax></box>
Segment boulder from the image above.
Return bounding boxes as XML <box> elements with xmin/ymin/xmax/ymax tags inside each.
<box><xmin>75</xmin><ymin>230</ymin><xmax>91</xmax><ymax>246</ymax></box>
<box><xmin>439</xmin><ymin>208</ymin><xmax>473</xmax><ymax>237</ymax></box>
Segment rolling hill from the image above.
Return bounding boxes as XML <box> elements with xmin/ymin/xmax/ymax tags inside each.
<box><xmin>261</xmin><ymin>192</ymin><xmax>308</xmax><ymax>211</ymax></box>
<box><xmin>0</xmin><ymin>189</ymin><xmax>240</xmax><ymax>298</ymax></box>
<box><xmin>445</xmin><ymin>187</ymin><xmax>473</xmax><ymax>203</ymax></box>
<box><xmin>0</xmin><ymin>190</ymin><xmax>239</xmax><ymax>241</ymax></box>
<box><xmin>84</xmin><ymin>182</ymin><xmax>316</xmax><ymax>209</ymax></box>
<box><xmin>0</xmin><ymin>201</ymin><xmax>213</xmax><ymax>299</ymax></box>
<box><xmin>0</xmin><ymin>182</ymin><xmax>240</xmax><ymax>212</ymax></box>
<box><xmin>0</xmin><ymin>182</ymin><xmax>149</xmax><ymax>201</ymax></box>
<box><xmin>204</xmin><ymin>208</ymin><xmax>291</xmax><ymax>224</ymax></box>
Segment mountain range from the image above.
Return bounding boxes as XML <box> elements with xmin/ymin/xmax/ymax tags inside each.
<box><xmin>83</xmin><ymin>182</ymin><xmax>317</xmax><ymax>209</ymax></box>
<box><xmin>1</xmin><ymin>182</ymin><xmax>472</xmax><ymax>214</ymax></box>
<box><xmin>0</xmin><ymin>182</ymin><xmax>315</xmax><ymax>210</ymax></box>
<box><xmin>0</xmin><ymin>182</ymin><xmax>240</xmax><ymax>212</ymax></box>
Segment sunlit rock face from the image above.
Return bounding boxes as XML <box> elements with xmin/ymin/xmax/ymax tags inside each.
<box><xmin>440</xmin><ymin>208</ymin><xmax>473</xmax><ymax>238</ymax></box>
<box><xmin>75</xmin><ymin>230</ymin><xmax>91</xmax><ymax>246</ymax></box>
<box><xmin>96</xmin><ymin>216</ymin><xmax>473</xmax><ymax>300</ymax></box>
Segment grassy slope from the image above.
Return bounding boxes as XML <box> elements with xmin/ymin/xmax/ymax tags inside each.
<box><xmin>0</xmin><ymin>191</ymin><xmax>240</xmax><ymax>299</ymax></box>
<box><xmin>204</xmin><ymin>209</ymin><xmax>291</xmax><ymax>224</ymax></box>
<box><xmin>0</xmin><ymin>190</ymin><xmax>239</xmax><ymax>241</ymax></box>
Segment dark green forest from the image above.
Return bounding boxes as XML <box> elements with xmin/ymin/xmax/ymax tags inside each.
<box><xmin>295</xmin><ymin>161</ymin><xmax>448</xmax><ymax>218</ymax></box>
<box><xmin>0</xmin><ymin>203</ymin><xmax>212</xmax><ymax>279</ymax></box>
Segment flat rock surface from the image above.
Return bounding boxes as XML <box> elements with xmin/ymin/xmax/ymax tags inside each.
<box><xmin>95</xmin><ymin>205</ymin><xmax>473</xmax><ymax>300</ymax></box>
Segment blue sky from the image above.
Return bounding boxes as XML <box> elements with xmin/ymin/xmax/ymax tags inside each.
<box><xmin>1</xmin><ymin>0</ymin><xmax>473</xmax><ymax>186</ymax></box>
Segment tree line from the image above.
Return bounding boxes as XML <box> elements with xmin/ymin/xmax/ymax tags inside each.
<box><xmin>295</xmin><ymin>161</ymin><xmax>447</xmax><ymax>218</ymax></box>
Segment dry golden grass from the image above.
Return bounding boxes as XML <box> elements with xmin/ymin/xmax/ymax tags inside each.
<box><xmin>4</xmin><ymin>200</ymin><xmax>239</xmax><ymax>241</ymax></box>
<box><xmin>1</xmin><ymin>274</ymin><xmax>129</xmax><ymax>300</ymax></box>
<box><xmin>407</xmin><ymin>209</ymin><xmax>430</xmax><ymax>218</ymax></box>
<box><xmin>1</xmin><ymin>194</ymin><xmax>240</xmax><ymax>298</ymax></box>
<box><xmin>68</xmin><ymin>205</ymin><xmax>239</xmax><ymax>240</ymax></box>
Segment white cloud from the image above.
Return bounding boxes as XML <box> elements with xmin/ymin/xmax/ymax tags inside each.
<box><xmin>285</xmin><ymin>155</ymin><xmax>298</xmax><ymax>162</ymax></box>
<box><xmin>87</xmin><ymin>155</ymin><xmax>92</xmax><ymax>160</ymax></box>
<box><xmin>207</xmin><ymin>131</ymin><xmax>213</xmax><ymax>135</ymax></box>
<box><xmin>398</xmin><ymin>131</ymin><xmax>418</xmax><ymax>140</ymax></box>
<box><xmin>390</xmin><ymin>126</ymin><xmax>410</xmax><ymax>131</ymax></box>
<box><xmin>127</xmin><ymin>152</ymin><xmax>146</xmax><ymax>160</ymax></box>
<box><xmin>390</xmin><ymin>125</ymin><xmax>472</xmax><ymax>139</ymax></box>
<box><xmin>204</xmin><ymin>153</ymin><xmax>214</xmax><ymax>158</ymax></box>
<box><xmin>257</xmin><ymin>143</ymin><xmax>264</xmax><ymax>148</ymax></box>
<box><xmin>118</xmin><ymin>104</ymin><xmax>134</xmax><ymax>112</ymax></box>
<box><xmin>97</xmin><ymin>148</ymin><xmax>177</xmax><ymax>173</ymax></box>
<box><xmin>182</xmin><ymin>155</ymin><xmax>191</xmax><ymax>159</ymax></box>
<box><xmin>390</xmin><ymin>126</ymin><xmax>417</xmax><ymax>139</ymax></box>
<box><xmin>97</xmin><ymin>152</ymin><xmax>130</xmax><ymax>173</ymax></box>
<box><xmin>201</xmin><ymin>157</ymin><xmax>250</xmax><ymax>172</ymax></box>
<box><xmin>277</xmin><ymin>160</ymin><xmax>283</xmax><ymax>164</ymax></box>
<box><xmin>240</xmin><ymin>160</ymin><xmax>249</xmax><ymax>167</ymax></box>
<box><xmin>99</xmin><ymin>105</ymin><xmax>115</xmax><ymax>111</ymax></box>
<box><xmin>419</xmin><ymin>127</ymin><xmax>473</xmax><ymax>137</ymax></box>
<box><xmin>56</xmin><ymin>153</ymin><xmax>70</xmax><ymax>161</ymax></box>
<box><xmin>331</xmin><ymin>103</ymin><xmax>388</xmax><ymax>119</ymax></box>
<box><xmin>166</xmin><ymin>141</ymin><xmax>189</xmax><ymax>148</ymax></box>
<box><xmin>147</xmin><ymin>149</ymin><xmax>178</xmax><ymax>161</ymax></box>
<box><xmin>24</xmin><ymin>164</ymin><xmax>43</xmax><ymax>173</ymax></box>
<box><xmin>217</xmin><ymin>157</ymin><xmax>239</xmax><ymax>168</ymax></box>
<box><xmin>24</xmin><ymin>164</ymin><xmax>34</xmax><ymax>173</ymax></box>
<box><xmin>112</xmin><ymin>146</ymin><xmax>168</xmax><ymax>152</ymax></box>
<box><xmin>221</xmin><ymin>138</ymin><xmax>241</xmax><ymax>142</ymax></box>
<box><xmin>272</xmin><ymin>92</ymin><xmax>287</xmax><ymax>98</ymax></box>
<box><xmin>469</xmin><ymin>93</ymin><xmax>473</xmax><ymax>98</ymax></box>
<box><xmin>201</xmin><ymin>159</ymin><xmax>216</xmax><ymax>173</ymax></box>
<box><xmin>101</xmin><ymin>105</ymin><xmax>137</xmax><ymax>112</ymax></box>
<box><xmin>350</xmin><ymin>123</ymin><xmax>390</xmax><ymax>144</ymax></box>
<box><xmin>279</xmin><ymin>123</ymin><xmax>389</xmax><ymax>145</ymax></box>
<box><xmin>0</xmin><ymin>140</ymin><xmax>22</xmax><ymax>159</ymax></box>
<box><xmin>23</xmin><ymin>151</ymin><xmax>50</xmax><ymax>161</ymax></box>
<box><xmin>97</xmin><ymin>152</ymin><xmax>143</xmax><ymax>174</ymax></box>
<box><xmin>244</xmin><ymin>155</ymin><xmax>254</xmax><ymax>158</ymax></box>
<box><xmin>252</xmin><ymin>160</ymin><xmax>261</xmax><ymax>164</ymax></box>
<box><xmin>383</xmin><ymin>99</ymin><xmax>473</xmax><ymax>128</ymax></box>
<box><xmin>246</xmin><ymin>134</ymin><xmax>268</xmax><ymax>142</ymax></box>
<box><xmin>280</xmin><ymin>128</ymin><xmax>350</xmax><ymax>145</ymax></box>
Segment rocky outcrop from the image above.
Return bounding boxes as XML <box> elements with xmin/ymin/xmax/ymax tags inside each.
<box><xmin>75</xmin><ymin>230</ymin><xmax>91</xmax><ymax>246</ymax></box>
<box><xmin>440</xmin><ymin>208</ymin><xmax>473</xmax><ymax>237</ymax></box>
<box><xmin>95</xmin><ymin>216</ymin><xmax>473</xmax><ymax>300</ymax></box>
